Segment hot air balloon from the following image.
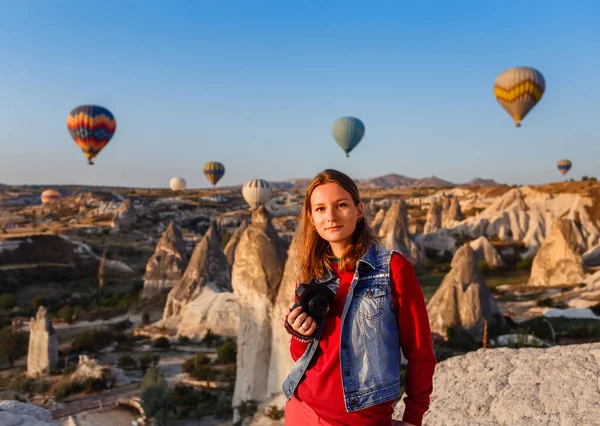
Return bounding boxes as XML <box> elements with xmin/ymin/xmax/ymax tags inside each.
<box><xmin>203</xmin><ymin>162</ymin><xmax>225</xmax><ymax>187</ymax></box>
<box><xmin>170</xmin><ymin>177</ymin><xmax>187</xmax><ymax>191</ymax></box>
<box><xmin>242</xmin><ymin>179</ymin><xmax>273</xmax><ymax>209</ymax></box>
<box><xmin>557</xmin><ymin>159</ymin><xmax>572</xmax><ymax>176</ymax></box>
<box><xmin>494</xmin><ymin>67</ymin><xmax>545</xmax><ymax>128</ymax></box>
<box><xmin>332</xmin><ymin>117</ymin><xmax>365</xmax><ymax>157</ymax></box>
<box><xmin>41</xmin><ymin>189</ymin><xmax>61</xmax><ymax>203</ymax></box>
<box><xmin>67</xmin><ymin>105</ymin><xmax>116</xmax><ymax>165</ymax></box>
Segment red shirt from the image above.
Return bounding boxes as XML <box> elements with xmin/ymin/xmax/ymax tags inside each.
<box><xmin>290</xmin><ymin>252</ymin><xmax>436</xmax><ymax>426</ymax></box>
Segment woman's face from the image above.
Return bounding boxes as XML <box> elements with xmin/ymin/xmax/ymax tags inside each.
<box><xmin>309</xmin><ymin>183</ymin><xmax>363</xmax><ymax>247</ymax></box>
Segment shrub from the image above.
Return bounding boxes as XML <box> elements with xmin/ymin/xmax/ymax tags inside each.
<box><xmin>117</xmin><ymin>355</ymin><xmax>137</xmax><ymax>370</ymax></box>
<box><xmin>0</xmin><ymin>293</ymin><xmax>17</xmax><ymax>310</ymax></box>
<box><xmin>516</xmin><ymin>257</ymin><xmax>534</xmax><ymax>270</ymax></box>
<box><xmin>265</xmin><ymin>405</ymin><xmax>284</xmax><ymax>420</ymax></box>
<box><xmin>29</xmin><ymin>296</ymin><xmax>45</xmax><ymax>312</ymax></box>
<box><xmin>141</xmin><ymin>312</ymin><xmax>150</xmax><ymax>325</ymax></box>
<box><xmin>71</xmin><ymin>329</ymin><xmax>115</xmax><ymax>352</ymax></box>
<box><xmin>152</xmin><ymin>337</ymin><xmax>170</xmax><ymax>349</ymax></box>
<box><xmin>178</xmin><ymin>335</ymin><xmax>190</xmax><ymax>345</ymax></box>
<box><xmin>216</xmin><ymin>340</ymin><xmax>237</xmax><ymax>364</ymax></box>
<box><xmin>139</xmin><ymin>353</ymin><xmax>160</xmax><ymax>372</ymax></box>
<box><xmin>57</xmin><ymin>305</ymin><xmax>74</xmax><ymax>323</ymax></box>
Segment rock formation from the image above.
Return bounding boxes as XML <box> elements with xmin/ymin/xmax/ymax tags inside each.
<box><xmin>231</xmin><ymin>206</ymin><xmax>286</xmax><ymax>421</ymax></box>
<box><xmin>162</xmin><ymin>223</ymin><xmax>238</xmax><ymax>340</ymax></box>
<box><xmin>528</xmin><ymin>218</ymin><xmax>586</xmax><ymax>286</ymax></box>
<box><xmin>142</xmin><ymin>222</ymin><xmax>188</xmax><ymax>299</ymax></box>
<box><xmin>441</xmin><ymin>196</ymin><xmax>463</xmax><ymax>226</ymax></box>
<box><xmin>427</xmin><ymin>244</ymin><xmax>504</xmax><ymax>340</ymax></box>
<box><xmin>395</xmin><ymin>343</ymin><xmax>600</xmax><ymax>426</ymax></box>
<box><xmin>27</xmin><ymin>306</ymin><xmax>58</xmax><ymax>376</ymax></box>
<box><xmin>0</xmin><ymin>400</ymin><xmax>55</xmax><ymax>426</ymax></box>
<box><xmin>266</xmin><ymin>230</ymin><xmax>300</xmax><ymax>400</ymax></box>
<box><xmin>224</xmin><ymin>220</ymin><xmax>248</xmax><ymax>266</ymax></box>
<box><xmin>469</xmin><ymin>236</ymin><xmax>504</xmax><ymax>268</ymax></box>
<box><xmin>378</xmin><ymin>199</ymin><xmax>422</xmax><ymax>265</ymax></box>
<box><xmin>111</xmin><ymin>198</ymin><xmax>137</xmax><ymax>230</ymax></box>
<box><xmin>423</xmin><ymin>201</ymin><xmax>443</xmax><ymax>234</ymax></box>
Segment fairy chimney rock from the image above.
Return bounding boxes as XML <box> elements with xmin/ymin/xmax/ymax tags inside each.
<box><xmin>427</xmin><ymin>244</ymin><xmax>504</xmax><ymax>340</ymax></box>
<box><xmin>112</xmin><ymin>198</ymin><xmax>137</xmax><ymax>230</ymax></box>
<box><xmin>163</xmin><ymin>223</ymin><xmax>232</xmax><ymax>319</ymax></box>
<box><xmin>224</xmin><ymin>220</ymin><xmax>248</xmax><ymax>266</ymax></box>
<box><xmin>469</xmin><ymin>236</ymin><xmax>504</xmax><ymax>268</ymax></box>
<box><xmin>528</xmin><ymin>218</ymin><xmax>586</xmax><ymax>287</ymax></box>
<box><xmin>424</xmin><ymin>201</ymin><xmax>443</xmax><ymax>234</ymax></box>
<box><xmin>266</xmin><ymin>230</ymin><xmax>301</xmax><ymax>400</ymax></box>
<box><xmin>142</xmin><ymin>222</ymin><xmax>189</xmax><ymax>299</ymax></box>
<box><xmin>27</xmin><ymin>306</ymin><xmax>58</xmax><ymax>376</ymax></box>
<box><xmin>231</xmin><ymin>205</ymin><xmax>286</xmax><ymax>421</ymax></box>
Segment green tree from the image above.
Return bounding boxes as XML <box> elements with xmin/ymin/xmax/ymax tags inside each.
<box><xmin>0</xmin><ymin>327</ymin><xmax>27</xmax><ymax>367</ymax></box>
<box><xmin>0</xmin><ymin>293</ymin><xmax>17</xmax><ymax>310</ymax></box>
<box><xmin>216</xmin><ymin>340</ymin><xmax>237</xmax><ymax>364</ymax></box>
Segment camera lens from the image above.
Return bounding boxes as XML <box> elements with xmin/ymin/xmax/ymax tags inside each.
<box><xmin>309</xmin><ymin>295</ymin><xmax>330</xmax><ymax>317</ymax></box>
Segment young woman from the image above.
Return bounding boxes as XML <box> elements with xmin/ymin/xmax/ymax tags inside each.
<box><xmin>282</xmin><ymin>169</ymin><xmax>436</xmax><ymax>426</ymax></box>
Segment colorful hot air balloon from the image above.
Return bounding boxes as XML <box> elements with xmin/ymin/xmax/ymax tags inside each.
<box><xmin>170</xmin><ymin>177</ymin><xmax>187</xmax><ymax>191</ymax></box>
<box><xmin>494</xmin><ymin>67</ymin><xmax>545</xmax><ymax>128</ymax></box>
<box><xmin>67</xmin><ymin>105</ymin><xmax>116</xmax><ymax>165</ymax></box>
<box><xmin>203</xmin><ymin>162</ymin><xmax>225</xmax><ymax>187</ymax></box>
<box><xmin>41</xmin><ymin>189</ymin><xmax>61</xmax><ymax>203</ymax></box>
<box><xmin>332</xmin><ymin>117</ymin><xmax>365</xmax><ymax>157</ymax></box>
<box><xmin>557</xmin><ymin>159</ymin><xmax>572</xmax><ymax>176</ymax></box>
<box><xmin>242</xmin><ymin>178</ymin><xmax>273</xmax><ymax>209</ymax></box>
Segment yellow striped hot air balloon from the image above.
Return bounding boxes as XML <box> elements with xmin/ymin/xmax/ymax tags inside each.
<box><xmin>494</xmin><ymin>67</ymin><xmax>545</xmax><ymax>128</ymax></box>
<box><xmin>557</xmin><ymin>159</ymin><xmax>572</xmax><ymax>176</ymax></box>
<box><xmin>203</xmin><ymin>162</ymin><xmax>225</xmax><ymax>187</ymax></box>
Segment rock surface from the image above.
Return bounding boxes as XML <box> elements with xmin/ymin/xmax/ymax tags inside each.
<box><xmin>427</xmin><ymin>244</ymin><xmax>504</xmax><ymax>340</ymax></box>
<box><xmin>394</xmin><ymin>343</ymin><xmax>600</xmax><ymax>426</ymax></box>
<box><xmin>231</xmin><ymin>206</ymin><xmax>286</xmax><ymax>421</ymax></box>
<box><xmin>27</xmin><ymin>306</ymin><xmax>58</xmax><ymax>376</ymax></box>
<box><xmin>142</xmin><ymin>222</ymin><xmax>188</xmax><ymax>298</ymax></box>
<box><xmin>528</xmin><ymin>218</ymin><xmax>586</xmax><ymax>286</ymax></box>
<box><xmin>0</xmin><ymin>400</ymin><xmax>54</xmax><ymax>426</ymax></box>
<box><xmin>469</xmin><ymin>236</ymin><xmax>504</xmax><ymax>268</ymax></box>
<box><xmin>224</xmin><ymin>220</ymin><xmax>248</xmax><ymax>266</ymax></box>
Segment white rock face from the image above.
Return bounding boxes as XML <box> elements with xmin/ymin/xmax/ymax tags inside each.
<box><xmin>27</xmin><ymin>306</ymin><xmax>58</xmax><ymax>376</ymax></box>
<box><xmin>231</xmin><ymin>206</ymin><xmax>286</xmax><ymax>422</ymax></box>
<box><xmin>163</xmin><ymin>224</ymin><xmax>231</xmax><ymax>318</ymax></box>
<box><xmin>469</xmin><ymin>236</ymin><xmax>504</xmax><ymax>268</ymax></box>
<box><xmin>266</xmin><ymin>230</ymin><xmax>300</xmax><ymax>400</ymax></box>
<box><xmin>424</xmin><ymin>201</ymin><xmax>443</xmax><ymax>234</ymax></box>
<box><xmin>379</xmin><ymin>200</ymin><xmax>422</xmax><ymax>265</ymax></box>
<box><xmin>528</xmin><ymin>218</ymin><xmax>586</xmax><ymax>287</ymax></box>
<box><xmin>0</xmin><ymin>400</ymin><xmax>54</xmax><ymax>426</ymax></box>
<box><xmin>224</xmin><ymin>220</ymin><xmax>248</xmax><ymax>266</ymax></box>
<box><xmin>111</xmin><ymin>198</ymin><xmax>137</xmax><ymax>230</ymax></box>
<box><xmin>442</xmin><ymin>196</ymin><xmax>464</xmax><ymax>227</ymax></box>
<box><xmin>142</xmin><ymin>222</ymin><xmax>189</xmax><ymax>299</ymax></box>
<box><xmin>394</xmin><ymin>344</ymin><xmax>600</xmax><ymax>426</ymax></box>
<box><xmin>70</xmin><ymin>355</ymin><xmax>131</xmax><ymax>387</ymax></box>
<box><xmin>161</xmin><ymin>224</ymin><xmax>238</xmax><ymax>340</ymax></box>
<box><xmin>427</xmin><ymin>244</ymin><xmax>504</xmax><ymax>340</ymax></box>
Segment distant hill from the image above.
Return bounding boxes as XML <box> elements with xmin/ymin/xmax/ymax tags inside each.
<box><xmin>462</xmin><ymin>178</ymin><xmax>501</xmax><ymax>187</ymax></box>
<box><xmin>355</xmin><ymin>173</ymin><xmax>417</xmax><ymax>188</ymax></box>
<box><xmin>411</xmin><ymin>176</ymin><xmax>455</xmax><ymax>188</ymax></box>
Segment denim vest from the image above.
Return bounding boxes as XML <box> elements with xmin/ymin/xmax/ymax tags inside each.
<box><xmin>282</xmin><ymin>244</ymin><xmax>402</xmax><ymax>412</ymax></box>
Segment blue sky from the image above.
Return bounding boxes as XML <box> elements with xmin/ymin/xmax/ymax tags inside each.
<box><xmin>0</xmin><ymin>1</ymin><xmax>598</xmax><ymax>188</ymax></box>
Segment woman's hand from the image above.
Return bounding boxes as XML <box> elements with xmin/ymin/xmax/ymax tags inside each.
<box><xmin>284</xmin><ymin>306</ymin><xmax>317</xmax><ymax>337</ymax></box>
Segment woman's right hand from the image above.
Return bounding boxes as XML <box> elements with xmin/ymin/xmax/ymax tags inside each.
<box><xmin>284</xmin><ymin>306</ymin><xmax>317</xmax><ymax>337</ymax></box>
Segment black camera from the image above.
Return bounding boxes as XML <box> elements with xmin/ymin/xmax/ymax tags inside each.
<box><xmin>290</xmin><ymin>282</ymin><xmax>336</xmax><ymax>318</ymax></box>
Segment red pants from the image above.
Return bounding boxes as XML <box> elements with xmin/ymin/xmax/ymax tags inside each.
<box><xmin>284</xmin><ymin>396</ymin><xmax>334</xmax><ymax>426</ymax></box>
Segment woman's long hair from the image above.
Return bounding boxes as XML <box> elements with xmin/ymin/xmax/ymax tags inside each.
<box><xmin>298</xmin><ymin>169</ymin><xmax>378</xmax><ymax>282</ymax></box>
